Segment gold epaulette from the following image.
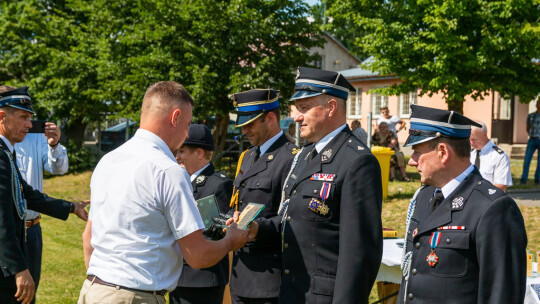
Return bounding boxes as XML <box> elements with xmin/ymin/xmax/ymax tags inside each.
<box><xmin>229</xmin><ymin>148</ymin><xmax>250</xmax><ymax>210</ymax></box>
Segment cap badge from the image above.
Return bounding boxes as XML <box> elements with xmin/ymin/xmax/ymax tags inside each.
<box><xmin>295</xmin><ymin>68</ymin><xmax>300</xmax><ymax>80</ymax></box>
<box><xmin>451</xmin><ymin>197</ymin><xmax>464</xmax><ymax>209</ymax></box>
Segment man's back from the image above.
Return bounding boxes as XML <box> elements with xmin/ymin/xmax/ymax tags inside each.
<box><xmin>88</xmin><ymin>129</ymin><xmax>204</xmax><ymax>291</ymax></box>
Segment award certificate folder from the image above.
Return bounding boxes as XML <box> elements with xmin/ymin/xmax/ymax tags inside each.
<box><xmin>236</xmin><ymin>203</ymin><xmax>265</xmax><ymax>230</ymax></box>
<box><xmin>196</xmin><ymin>194</ymin><xmax>221</xmax><ymax>228</ymax></box>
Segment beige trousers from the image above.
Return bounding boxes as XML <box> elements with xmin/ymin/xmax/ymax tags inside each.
<box><xmin>77</xmin><ymin>279</ymin><xmax>166</xmax><ymax>304</ymax></box>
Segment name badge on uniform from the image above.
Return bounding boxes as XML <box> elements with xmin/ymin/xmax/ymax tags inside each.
<box><xmin>310</xmin><ymin>173</ymin><xmax>335</xmax><ymax>181</ymax></box>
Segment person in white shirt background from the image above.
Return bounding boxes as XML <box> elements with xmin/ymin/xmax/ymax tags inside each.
<box><xmin>377</xmin><ymin>106</ymin><xmax>406</xmax><ymax>135</ymax></box>
<box><xmin>15</xmin><ymin>122</ymin><xmax>68</xmax><ymax>304</ymax></box>
<box><xmin>469</xmin><ymin>121</ymin><xmax>513</xmax><ymax>192</ymax></box>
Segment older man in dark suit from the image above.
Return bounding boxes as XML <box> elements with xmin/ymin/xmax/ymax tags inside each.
<box><xmin>237</xmin><ymin>67</ymin><xmax>384</xmax><ymax>303</ymax></box>
<box><xmin>398</xmin><ymin>105</ymin><xmax>527</xmax><ymax>303</ymax></box>
<box><xmin>0</xmin><ymin>86</ymin><xmax>88</xmax><ymax>304</ymax></box>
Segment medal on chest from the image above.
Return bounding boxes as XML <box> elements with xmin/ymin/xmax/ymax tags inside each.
<box><xmin>308</xmin><ymin>182</ymin><xmax>331</xmax><ymax>215</ymax></box>
<box><xmin>426</xmin><ymin>231</ymin><xmax>442</xmax><ymax>267</ymax></box>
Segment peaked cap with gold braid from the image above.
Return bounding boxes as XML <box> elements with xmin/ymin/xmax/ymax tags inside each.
<box><xmin>233</xmin><ymin>89</ymin><xmax>279</xmax><ymax>127</ymax></box>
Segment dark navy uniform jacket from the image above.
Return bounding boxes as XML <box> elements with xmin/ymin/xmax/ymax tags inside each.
<box><xmin>176</xmin><ymin>163</ymin><xmax>233</xmax><ymax>288</ymax></box>
<box><xmin>257</xmin><ymin>127</ymin><xmax>383</xmax><ymax>304</ymax></box>
<box><xmin>0</xmin><ymin>140</ymin><xmax>71</xmax><ymax>288</ymax></box>
<box><xmin>229</xmin><ymin>133</ymin><xmax>296</xmax><ymax>298</ymax></box>
<box><xmin>398</xmin><ymin>169</ymin><xmax>527</xmax><ymax>304</ymax></box>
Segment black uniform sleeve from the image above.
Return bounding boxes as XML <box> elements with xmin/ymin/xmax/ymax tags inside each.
<box><xmin>0</xmin><ymin>152</ymin><xmax>27</xmax><ymax>276</ymax></box>
<box><xmin>475</xmin><ymin>195</ymin><xmax>527</xmax><ymax>303</ymax></box>
<box><xmin>333</xmin><ymin>152</ymin><xmax>383</xmax><ymax>303</ymax></box>
<box><xmin>22</xmin><ymin>177</ymin><xmax>71</xmax><ymax>220</ymax></box>
<box><xmin>214</xmin><ymin>177</ymin><xmax>233</xmax><ymax>215</ymax></box>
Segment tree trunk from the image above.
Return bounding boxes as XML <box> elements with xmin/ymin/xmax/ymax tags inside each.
<box><xmin>64</xmin><ymin>116</ymin><xmax>88</xmax><ymax>149</ymax></box>
<box><xmin>446</xmin><ymin>97</ymin><xmax>465</xmax><ymax>114</ymax></box>
<box><xmin>212</xmin><ymin>113</ymin><xmax>230</xmax><ymax>155</ymax></box>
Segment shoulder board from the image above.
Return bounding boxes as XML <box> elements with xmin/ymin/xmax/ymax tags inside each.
<box><xmin>492</xmin><ymin>145</ymin><xmax>504</xmax><ymax>154</ymax></box>
<box><xmin>213</xmin><ymin>171</ymin><xmax>231</xmax><ymax>181</ymax></box>
<box><xmin>346</xmin><ymin>136</ymin><xmax>368</xmax><ymax>153</ymax></box>
<box><xmin>475</xmin><ymin>180</ymin><xmax>506</xmax><ymax>200</ymax></box>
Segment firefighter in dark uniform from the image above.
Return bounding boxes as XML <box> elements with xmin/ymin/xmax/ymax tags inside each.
<box><xmin>228</xmin><ymin>89</ymin><xmax>297</xmax><ymax>304</ymax></box>
<box><xmin>246</xmin><ymin>67</ymin><xmax>384</xmax><ymax>303</ymax></box>
<box><xmin>169</xmin><ymin>124</ymin><xmax>233</xmax><ymax>304</ymax></box>
<box><xmin>398</xmin><ymin>105</ymin><xmax>527</xmax><ymax>304</ymax></box>
<box><xmin>0</xmin><ymin>86</ymin><xmax>88</xmax><ymax>304</ymax></box>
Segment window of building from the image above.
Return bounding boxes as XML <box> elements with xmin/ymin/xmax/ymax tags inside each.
<box><xmin>399</xmin><ymin>91</ymin><xmax>417</xmax><ymax>118</ymax></box>
<box><xmin>347</xmin><ymin>88</ymin><xmax>362</xmax><ymax>119</ymax></box>
<box><xmin>371</xmin><ymin>88</ymin><xmax>388</xmax><ymax>116</ymax></box>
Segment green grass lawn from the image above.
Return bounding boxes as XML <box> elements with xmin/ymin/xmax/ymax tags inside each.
<box><xmin>37</xmin><ymin>159</ymin><xmax>539</xmax><ymax>303</ymax></box>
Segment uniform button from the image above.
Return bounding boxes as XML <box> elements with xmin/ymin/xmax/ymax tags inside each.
<box><xmin>408</xmin><ymin>293</ymin><xmax>414</xmax><ymax>300</ymax></box>
<box><xmin>292</xmin><ymin>190</ymin><xmax>296</xmax><ymax>195</ymax></box>
<box><xmin>256</xmin><ymin>182</ymin><xmax>260</xmax><ymax>186</ymax></box>
<box><xmin>477</xmin><ymin>181</ymin><xmax>482</xmax><ymax>185</ymax></box>
<box><xmin>286</xmin><ymin>216</ymin><xmax>291</xmax><ymax>222</ymax></box>
<box><xmin>284</xmin><ymin>243</ymin><xmax>289</xmax><ymax>248</ymax></box>
<box><xmin>239</xmin><ymin>200</ymin><xmax>243</xmax><ymax>205</ymax></box>
<box><xmin>313</xmin><ymin>189</ymin><xmax>318</xmax><ymax>194</ymax></box>
<box><xmin>284</xmin><ymin>269</ymin><xmax>290</xmax><ymax>275</ymax></box>
<box><xmin>273</xmin><ymin>254</ymin><xmax>278</xmax><ymax>258</ymax></box>
<box><xmin>408</xmin><ymin>230</ymin><xmax>411</xmax><ymax>235</ymax></box>
<box><xmin>446</xmin><ymin>238</ymin><xmax>451</xmax><ymax>244</ymax></box>
<box><xmin>241</xmin><ymin>183</ymin><xmax>245</xmax><ymax>187</ymax></box>
<box><xmin>415</xmin><ymin>242</ymin><xmax>420</xmax><ymax>249</ymax></box>
<box><xmin>412</xmin><ymin>268</ymin><xmax>417</xmax><ymax>275</ymax></box>
<box><xmin>285</xmin><ymin>185</ymin><xmax>289</xmax><ymax>188</ymax></box>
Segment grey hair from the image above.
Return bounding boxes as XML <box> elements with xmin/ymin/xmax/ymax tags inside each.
<box><xmin>473</xmin><ymin>120</ymin><xmax>487</xmax><ymax>133</ymax></box>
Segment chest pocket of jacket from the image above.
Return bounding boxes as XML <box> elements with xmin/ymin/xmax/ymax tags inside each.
<box><xmin>431</xmin><ymin>231</ymin><xmax>470</xmax><ymax>277</ymax></box>
<box><xmin>298</xmin><ymin>181</ymin><xmax>334</xmax><ymax>221</ymax></box>
<box><xmin>245</xmin><ymin>177</ymin><xmax>272</xmax><ymax>192</ymax></box>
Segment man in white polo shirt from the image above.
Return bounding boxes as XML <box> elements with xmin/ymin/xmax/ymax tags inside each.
<box><xmin>469</xmin><ymin>121</ymin><xmax>513</xmax><ymax>192</ymax></box>
<box><xmin>78</xmin><ymin>81</ymin><xmax>251</xmax><ymax>304</ymax></box>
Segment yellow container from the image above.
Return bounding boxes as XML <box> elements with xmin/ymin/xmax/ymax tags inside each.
<box><xmin>371</xmin><ymin>146</ymin><xmax>395</xmax><ymax>199</ymax></box>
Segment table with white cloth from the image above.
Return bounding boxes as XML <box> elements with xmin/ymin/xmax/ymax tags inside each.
<box><xmin>377</xmin><ymin>239</ymin><xmax>540</xmax><ymax>303</ymax></box>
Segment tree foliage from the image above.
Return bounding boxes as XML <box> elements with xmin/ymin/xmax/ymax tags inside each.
<box><xmin>328</xmin><ymin>0</ymin><xmax>540</xmax><ymax>112</ymax></box>
<box><xmin>0</xmin><ymin>0</ymin><xmax>321</xmax><ymax>150</ymax></box>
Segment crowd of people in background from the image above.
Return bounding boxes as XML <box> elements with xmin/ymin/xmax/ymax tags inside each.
<box><xmin>0</xmin><ymin>66</ymin><xmax>534</xmax><ymax>304</ymax></box>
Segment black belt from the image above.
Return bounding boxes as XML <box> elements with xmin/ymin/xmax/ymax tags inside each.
<box><xmin>531</xmin><ymin>136</ymin><xmax>540</xmax><ymax>140</ymax></box>
<box><xmin>87</xmin><ymin>275</ymin><xmax>167</xmax><ymax>296</ymax></box>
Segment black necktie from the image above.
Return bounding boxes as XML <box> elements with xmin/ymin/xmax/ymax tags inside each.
<box><xmin>474</xmin><ymin>150</ymin><xmax>480</xmax><ymax>169</ymax></box>
<box><xmin>254</xmin><ymin>147</ymin><xmax>261</xmax><ymax>162</ymax></box>
<box><xmin>431</xmin><ymin>190</ymin><xmax>444</xmax><ymax>214</ymax></box>
<box><xmin>310</xmin><ymin>146</ymin><xmax>318</xmax><ymax>160</ymax></box>
<box><xmin>12</xmin><ymin>149</ymin><xmax>16</xmax><ymax>160</ymax></box>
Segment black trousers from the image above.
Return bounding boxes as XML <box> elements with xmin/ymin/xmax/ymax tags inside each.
<box><xmin>0</xmin><ymin>286</ymin><xmax>19</xmax><ymax>304</ymax></box>
<box><xmin>230</xmin><ymin>293</ymin><xmax>278</xmax><ymax>304</ymax></box>
<box><xmin>26</xmin><ymin>223</ymin><xmax>42</xmax><ymax>304</ymax></box>
<box><xmin>169</xmin><ymin>285</ymin><xmax>226</xmax><ymax>304</ymax></box>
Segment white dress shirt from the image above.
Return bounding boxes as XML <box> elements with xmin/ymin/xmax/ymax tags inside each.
<box><xmin>439</xmin><ymin>164</ymin><xmax>475</xmax><ymax>198</ymax></box>
<box><xmin>87</xmin><ymin>129</ymin><xmax>205</xmax><ymax>291</ymax></box>
<box><xmin>469</xmin><ymin>140</ymin><xmax>513</xmax><ymax>186</ymax></box>
<box><xmin>259</xmin><ymin>130</ymin><xmax>284</xmax><ymax>155</ymax></box>
<box><xmin>315</xmin><ymin>124</ymin><xmax>347</xmax><ymax>153</ymax></box>
<box><xmin>15</xmin><ymin>133</ymin><xmax>69</xmax><ymax>220</ymax></box>
<box><xmin>190</xmin><ymin>163</ymin><xmax>211</xmax><ymax>182</ymax></box>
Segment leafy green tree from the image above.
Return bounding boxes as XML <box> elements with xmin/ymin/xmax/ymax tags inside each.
<box><xmin>328</xmin><ymin>0</ymin><xmax>540</xmax><ymax>112</ymax></box>
<box><xmin>1</xmin><ymin>0</ymin><xmax>321</xmax><ymax>152</ymax></box>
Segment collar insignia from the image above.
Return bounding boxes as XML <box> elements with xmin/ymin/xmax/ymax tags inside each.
<box><xmin>452</xmin><ymin>197</ymin><xmax>464</xmax><ymax>210</ymax></box>
<box><xmin>268</xmin><ymin>154</ymin><xmax>274</xmax><ymax>161</ymax></box>
<box><xmin>321</xmin><ymin>149</ymin><xmax>333</xmax><ymax>162</ymax></box>
<box><xmin>196</xmin><ymin>175</ymin><xmax>206</xmax><ymax>184</ymax></box>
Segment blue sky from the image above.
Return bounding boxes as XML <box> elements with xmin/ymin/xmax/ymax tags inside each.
<box><xmin>305</xmin><ymin>0</ymin><xmax>319</xmax><ymax>6</ymax></box>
